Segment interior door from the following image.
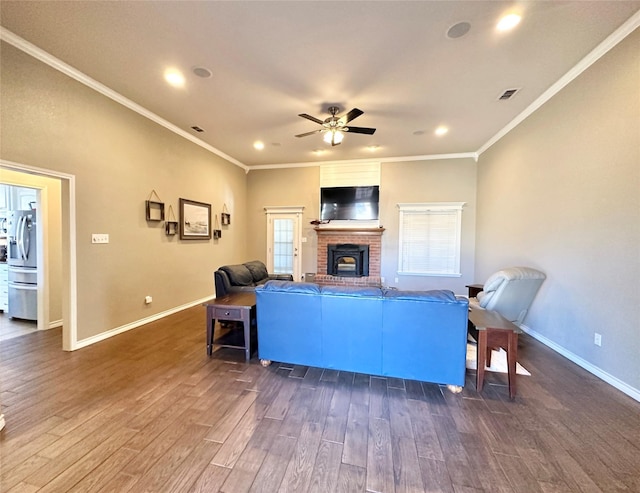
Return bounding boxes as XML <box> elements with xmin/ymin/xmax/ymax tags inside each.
<box><xmin>266</xmin><ymin>209</ymin><xmax>303</xmax><ymax>282</ymax></box>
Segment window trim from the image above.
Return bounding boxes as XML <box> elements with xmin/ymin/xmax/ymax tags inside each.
<box><xmin>397</xmin><ymin>202</ymin><xmax>465</xmax><ymax>278</ymax></box>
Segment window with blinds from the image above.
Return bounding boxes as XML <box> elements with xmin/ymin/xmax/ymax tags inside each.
<box><xmin>397</xmin><ymin>202</ymin><xmax>465</xmax><ymax>277</ymax></box>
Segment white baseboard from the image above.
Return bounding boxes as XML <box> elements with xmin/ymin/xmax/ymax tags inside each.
<box><xmin>0</xmin><ymin>413</ymin><xmax>5</xmax><ymax>431</ymax></box>
<box><xmin>73</xmin><ymin>297</ymin><xmax>213</xmax><ymax>350</ymax></box>
<box><xmin>521</xmin><ymin>324</ymin><xmax>640</xmax><ymax>403</ymax></box>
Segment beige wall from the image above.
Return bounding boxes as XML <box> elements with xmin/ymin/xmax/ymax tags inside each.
<box><xmin>0</xmin><ymin>171</ymin><xmax>63</xmax><ymax>325</ymax></box>
<box><xmin>246</xmin><ymin>166</ymin><xmax>320</xmax><ymax>278</ymax></box>
<box><xmin>380</xmin><ymin>159</ymin><xmax>477</xmax><ymax>293</ymax></box>
<box><xmin>476</xmin><ymin>29</ymin><xmax>639</xmax><ymax>391</ymax></box>
<box><xmin>247</xmin><ymin>158</ymin><xmax>477</xmax><ymax>293</ymax></box>
<box><xmin>1</xmin><ymin>42</ymin><xmax>248</xmax><ymax>341</ymax></box>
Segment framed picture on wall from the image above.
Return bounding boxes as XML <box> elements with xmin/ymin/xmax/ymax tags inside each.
<box><xmin>179</xmin><ymin>198</ymin><xmax>211</xmax><ymax>240</ymax></box>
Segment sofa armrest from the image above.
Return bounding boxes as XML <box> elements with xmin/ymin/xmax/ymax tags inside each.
<box><xmin>214</xmin><ymin>270</ymin><xmax>231</xmax><ymax>298</ymax></box>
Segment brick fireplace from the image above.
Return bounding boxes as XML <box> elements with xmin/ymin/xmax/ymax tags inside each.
<box><xmin>314</xmin><ymin>227</ymin><xmax>384</xmax><ymax>287</ymax></box>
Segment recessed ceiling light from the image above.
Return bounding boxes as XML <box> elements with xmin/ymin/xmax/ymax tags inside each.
<box><xmin>253</xmin><ymin>141</ymin><xmax>265</xmax><ymax>150</ymax></box>
<box><xmin>497</xmin><ymin>14</ymin><xmax>521</xmax><ymax>31</ymax></box>
<box><xmin>313</xmin><ymin>149</ymin><xmax>325</xmax><ymax>155</ymax></box>
<box><xmin>164</xmin><ymin>68</ymin><xmax>185</xmax><ymax>88</ymax></box>
<box><xmin>367</xmin><ymin>145</ymin><xmax>380</xmax><ymax>152</ymax></box>
<box><xmin>447</xmin><ymin>21</ymin><xmax>471</xmax><ymax>39</ymax></box>
<box><xmin>192</xmin><ymin>66</ymin><xmax>212</xmax><ymax>78</ymax></box>
<box><xmin>435</xmin><ymin>126</ymin><xmax>449</xmax><ymax>136</ymax></box>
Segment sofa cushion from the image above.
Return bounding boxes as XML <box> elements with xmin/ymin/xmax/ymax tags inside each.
<box><xmin>383</xmin><ymin>289</ymin><xmax>459</xmax><ymax>303</ymax></box>
<box><xmin>260</xmin><ymin>280</ymin><xmax>321</xmax><ymax>294</ymax></box>
<box><xmin>321</xmin><ymin>285</ymin><xmax>384</xmax><ymax>297</ymax></box>
<box><xmin>220</xmin><ymin>264</ymin><xmax>254</xmax><ymax>286</ymax></box>
<box><xmin>244</xmin><ymin>260</ymin><xmax>269</xmax><ymax>282</ymax></box>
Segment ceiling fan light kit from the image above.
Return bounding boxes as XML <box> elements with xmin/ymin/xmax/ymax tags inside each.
<box><xmin>323</xmin><ymin>130</ymin><xmax>344</xmax><ymax>145</ymax></box>
<box><xmin>295</xmin><ymin>106</ymin><xmax>376</xmax><ymax>146</ymax></box>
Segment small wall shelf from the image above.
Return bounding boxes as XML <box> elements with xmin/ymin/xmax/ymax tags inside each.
<box><xmin>213</xmin><ymin>214</ymin><xmax>222</xmax><ymax>239</ymax></box>
<box><xmin>221</xmin><ymin>203</ymin><xmax>231</xmax><ymax>225</ymax></box>
<box><xmin>165</xmin><ymin>205</ymin><xmax>178</xmax><ymax>236</ymax></box>
<box><xmin>145</xmin><ymin>190</ymin><xmax>165</xmax><ymax>221</ymax></box>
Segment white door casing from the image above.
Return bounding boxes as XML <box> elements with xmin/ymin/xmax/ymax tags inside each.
<box><xmin>264</xmin><ymin>206</ymin><xmax>304</xmax><ymax>282</ymax></box>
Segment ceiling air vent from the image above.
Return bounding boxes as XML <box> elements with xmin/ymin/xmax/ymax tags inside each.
<box><xmin>191</xmin><ymin>126</ymin><xmax>205</xmax><ymax>133</ymax></box>
<box><xmin>498</xmin><ymin>88</ymin><xmax>520</xmax><ymax>100</ymax></box>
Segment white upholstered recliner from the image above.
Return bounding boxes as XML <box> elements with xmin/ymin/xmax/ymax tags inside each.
<box><xmin>469</xmin><ymin>267</ymin><xmax>546</xmax><ymax>325</ymax></box>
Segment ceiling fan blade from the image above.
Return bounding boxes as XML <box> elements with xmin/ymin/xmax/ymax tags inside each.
<box><xmin>298</xmin><ymin>113</ymin><xmax>324</xmax><ymax>125</ymax></box>
<box><xmin>340</xmin><ymin>108</ymin><xmax>364</xmax><ymax>124</ymax></box>
<box><xmin>345</xmin><ymin>126</ymin><xmax>376</xmax><ymax>135</ymax></box>
<box><xmin>295</xmin><ymin>129</ymin><xmax>323</xmax><ymax>138</ymax></box>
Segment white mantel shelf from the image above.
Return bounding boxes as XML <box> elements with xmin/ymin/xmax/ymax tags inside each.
<box><xmin>314</xmin><ymin>227</ymin><xmax>385</xmax><ymax>235</ymax></box>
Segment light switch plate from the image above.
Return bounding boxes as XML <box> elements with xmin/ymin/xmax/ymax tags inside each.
<box><xmin>92</xmin><ymin>234</ymin><xmax>109</xmax><ymax>244</ymax></box>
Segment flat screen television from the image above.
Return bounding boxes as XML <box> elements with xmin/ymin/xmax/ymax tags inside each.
<box><xmin>320</xmin><ymin>186</ymin><xmax>379</xmax><ymax>221</ymax></box>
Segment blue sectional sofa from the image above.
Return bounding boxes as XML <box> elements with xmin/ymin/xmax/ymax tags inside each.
<box><xmin>255</xmin><ymin>281</ymin><xmax>469</xmax><ymax>386</ymax></box>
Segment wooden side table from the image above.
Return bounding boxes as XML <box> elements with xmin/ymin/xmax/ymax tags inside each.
<box><xmin>204</xmin><ymin>292</ymin><xmax>256</xmax><ymax>361</ymax></box>
<box><xmin>468</xmin><ymin>307</ymin><xmax>521</xmax><ymax>399</ymax></box>
<box><xmin>465</xmin><ymin>283</ymin><xmax>484</xmax><ymax>298</ymax></box>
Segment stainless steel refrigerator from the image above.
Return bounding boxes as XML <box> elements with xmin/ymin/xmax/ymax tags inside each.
<box><xmin>7</xmin><ymin>210</ymin><xmax>37</xmax><ymax>320</ymax></box>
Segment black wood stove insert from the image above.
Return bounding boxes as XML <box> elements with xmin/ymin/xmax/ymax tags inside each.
<box><xmin>327</xmin><ymin>244</ymin><xmax>369</xmax><ymax>277</ymax></box>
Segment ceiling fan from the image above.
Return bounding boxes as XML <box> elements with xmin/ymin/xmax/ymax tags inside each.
<box><xmin>295</xmin><ymin>106</ymin><xmax>376</xmax><ymax>146</ymax></box>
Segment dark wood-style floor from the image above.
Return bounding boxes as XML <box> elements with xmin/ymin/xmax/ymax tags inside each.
<box><xmin>1</xmin><ymin>306</ymin><xmax>639</xmax><ymax>493</ymax></box>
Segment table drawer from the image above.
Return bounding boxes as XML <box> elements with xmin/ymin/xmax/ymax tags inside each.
<box><xmin>214</xmin><ymin>307</ymin><xmax>242</xmax><ymax>320</ymax></box>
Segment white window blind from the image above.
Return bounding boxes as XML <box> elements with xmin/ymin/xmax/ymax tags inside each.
<box><xmin>398</xmin><ymin>203</ymin><xmax>465</xmax><ymax>277</ymax></box>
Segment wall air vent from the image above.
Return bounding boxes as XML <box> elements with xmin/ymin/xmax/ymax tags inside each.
<box><xmin>498</xmin><ymin>88</ymin><xmax>520</xmax><ymax>100</ymax></box>
<box><xmin>191</xmin><ymin>126</ymin><xmax>205</xmax><ymax>133</ymax></box>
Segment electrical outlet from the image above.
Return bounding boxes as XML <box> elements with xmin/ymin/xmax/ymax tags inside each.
<box><xmin>91</xmin><ymin>234</ymin><xmax>109</xmax><ymax>244</ymax></box>
<box><xmin>394</xmin><ymin>277</ymin><xmax>399</xmax><ymax>283</ymax></box>
<box><xmin>594</xmin><ymin>333</ymin><xmax>602</xmax><ymax>346</ymax></box>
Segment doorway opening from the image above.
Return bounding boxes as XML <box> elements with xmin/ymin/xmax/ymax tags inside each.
<box><xmin>1</xmin><ymin>159</ymin><xmax>77</xmax><ymax>351</ymax></box>
<box><xmin>1</xmin><ymin>186</ymin><xmax>39</xmax><ymax>340</ymax></box>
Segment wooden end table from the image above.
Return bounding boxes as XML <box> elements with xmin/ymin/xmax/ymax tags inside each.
<box><xmin>468</xmin><ymin>307</ymin><xmax>521</xmax><ymax>399</ymax></box>
<box><xmin>465</xmin><ymin>283</ymin><xmax>484</xmax><ymax>298</ymax></box>
<box><xmin>204</xmin><ymin>292</ymin><xmax>256</xmax><ymax>361</ymax></box>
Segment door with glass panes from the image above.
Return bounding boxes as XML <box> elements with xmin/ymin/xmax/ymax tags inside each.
<box><xmin>265</xmin><ymin>208</ymin><xmax>302</xmax><ymax>282</ymax></box>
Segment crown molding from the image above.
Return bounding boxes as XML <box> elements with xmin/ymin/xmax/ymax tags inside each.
<box><xmin>0</xmin><ymin>27</ymin><xmax>249</xmax><ymax>172</ymax></box>
<box><xmin>477</xmin><ymin>10</ymin><xmax>640</xmax><ymax>157</ymax></box>
<box><xmin>247</xmin><ymin>152</ymin><xmax>478</xmax><ymax>171</ymax></box>
<box><xmin>4</xmin><ymin>6</ymin><xmax>636</xmax><ymax>173</ymax></box>
<box><xmin>0</xmin><ymin>27</ymin><xmax>478</xmax><ymax>172</ymax></box>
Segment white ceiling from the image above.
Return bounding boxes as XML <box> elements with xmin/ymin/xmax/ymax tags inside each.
<box><xmin>1</xmin><ymin>1</ymin><xmax>639</xmax><ymax>168</ymax></box>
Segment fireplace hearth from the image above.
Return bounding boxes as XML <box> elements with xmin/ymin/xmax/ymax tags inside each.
<box><xmin>327</xmin><ymin>244</ymin><xmax>369</xmax><ymax>277</ymax></box>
